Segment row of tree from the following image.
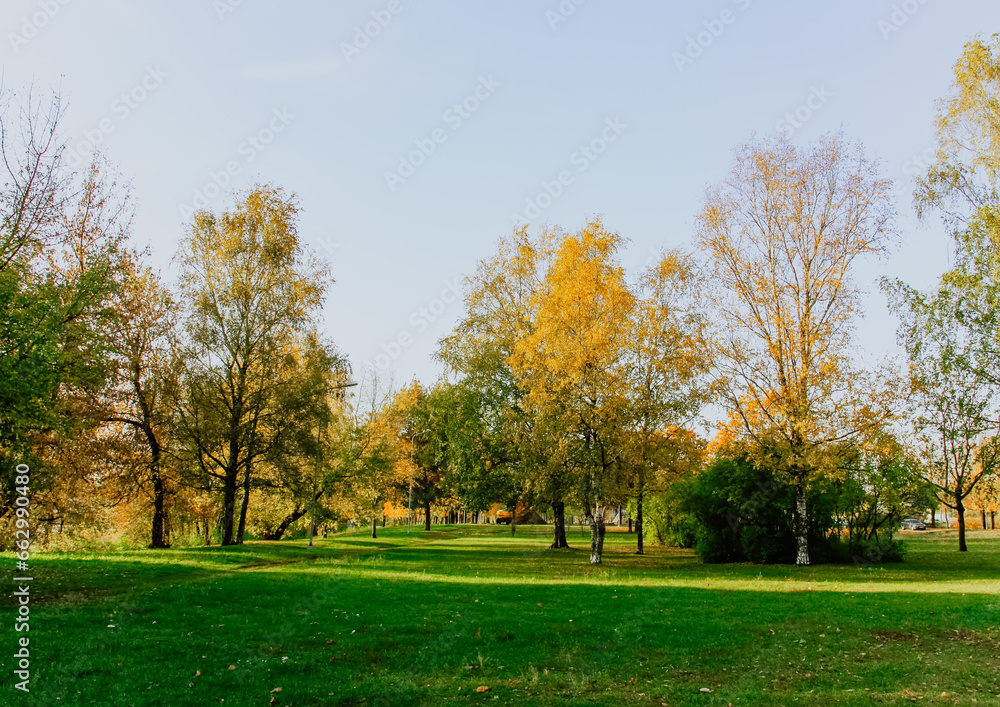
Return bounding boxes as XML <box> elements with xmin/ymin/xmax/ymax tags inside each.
<box><xmin>0</xmin><ymin>84</ymin><xmax>363</xmax><ymax>548</ymax></box>
<box><xmin>2</xmin><ymin>36</ymin><xmax>999</xmax><ymax>563</ymax></box>
<box><xmin>374</xmin><ymin>36</ymin><xmax>1000</xmax><ymax>564</ymax></box>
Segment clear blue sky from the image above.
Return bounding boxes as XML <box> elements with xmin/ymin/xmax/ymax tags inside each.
<box><xmin>3</xmin><ymin>1</ymin><xmax>995</xmax><ymax>388</ymax></box>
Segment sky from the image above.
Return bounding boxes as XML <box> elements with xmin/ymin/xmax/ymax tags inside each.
<box><xmin>2</xmin><ymin>0</ymin><xmax>996</xmax><ymax>389</ymax></box>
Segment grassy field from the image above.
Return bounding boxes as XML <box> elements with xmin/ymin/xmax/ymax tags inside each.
<box><xmin>5</xmin><ymin>525</ymin><xmax>1000</xmax><ymax>706</ymax></box>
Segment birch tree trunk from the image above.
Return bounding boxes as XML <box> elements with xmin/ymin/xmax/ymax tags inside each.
<box><xmin>588</xmin><ymin>502</ymin><xmax>606</xmax><ymax>564</ymax></box>
<box><xmin>795</xmin><ymin>484</ymin><xmax>810</xmax><ymax>566</ymax></box>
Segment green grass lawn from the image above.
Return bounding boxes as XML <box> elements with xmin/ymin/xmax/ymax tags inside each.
<box><xmin>5</xmin><ymin>525</ymin><xmax>1000</xmax><ymax>706</ymax></box>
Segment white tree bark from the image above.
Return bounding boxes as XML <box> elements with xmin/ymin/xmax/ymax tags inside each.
<box><xmin>795</xmin><ymin>485</ymin><xmax>810</xmax><ymax>566</ymax></box>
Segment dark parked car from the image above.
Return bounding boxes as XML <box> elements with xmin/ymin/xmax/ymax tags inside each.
<box><xmin>900</xmin><ymin>518</ymin><xmax>927</xmax><ymax>531</ymax></box>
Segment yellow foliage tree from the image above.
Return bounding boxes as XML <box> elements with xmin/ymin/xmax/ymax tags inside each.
<box><xmin>695</xmin><ymin>132</ymin><xmax>897</xmax><ymax>565</ymax></box>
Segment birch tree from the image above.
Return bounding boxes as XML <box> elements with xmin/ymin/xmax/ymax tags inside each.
<box><xmin>175</xmin><ymin>185</ymin><xmax>331</xmax><ymax>545</ymax></box>
<box><xmin>694</xmin><ymin>132</ymin><xmax>897</xmax><ymax>565</ymax></box>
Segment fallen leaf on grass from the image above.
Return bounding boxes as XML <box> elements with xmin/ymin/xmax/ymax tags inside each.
<box><xmin>271</xmin><ymin>687</ymin><xmax>282</xmax><ymax>693</ymax></box>
<box><xmin>699</xmin><ymin>688</ymin><xmax>713</xmax><ymax>693</ymax></box>
<box><xmin>476</xmin><ymin>686</ymin><xmax>491</xmax><ymax>693</ymax></box>
<box><xmin>195</xmin><ymin>670</ymin><xmax>200</xmax><ymax>677</ymax></box>
<box><xmin>228</xmin><ymin>665</ymin><xmax>236</xmax><ymax>670</ymax></box>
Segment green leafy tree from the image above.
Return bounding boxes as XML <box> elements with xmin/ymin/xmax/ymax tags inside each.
<box><xmin>0</xmin><ymin>89</ymin><xmax>130</xmax><ymax>526</ymax></box>
<box><xmin>175</xmin><ymin>184</ymin><xmax>332</xmax><ymax>545</ymax></box>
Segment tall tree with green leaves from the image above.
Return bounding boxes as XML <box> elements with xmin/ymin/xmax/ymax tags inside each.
<box><xmin>884</xmin><ymin>286</ymin><xmax>999</xmax><ymax>552</ymax></box>
<box><xmin>884</xmin><ymin>34</ymin><xmax>1000</xmax><ymax>552</ymax></box>
<box><xmin>0</xmin><ymin>89</ymin><xmax>130</xmax><ymax>525</ymax></box>
<box><xmin>175</xmin><ymin>184</ymin><xmax>333</xmax><ymax>545</ymax></box>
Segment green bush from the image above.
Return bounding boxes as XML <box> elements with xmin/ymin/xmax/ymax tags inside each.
<box><xmin>668</xmin><ymin>455</ymin><xmax>837</xmax><ymax>564</ymax></box>
<box><xmin>643</xmin><ymin>489</ymin><xmax>698</xmax><ymax>548</ymax></box>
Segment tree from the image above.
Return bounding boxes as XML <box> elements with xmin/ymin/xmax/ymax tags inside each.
<box><xmin>106</xmin><ymin>258</ymin><xmax>179</xmax><ymax>547</ymax></box>
<box><xmin>512</xmin><ymin>220</ymin><xmax>647</xmax><ymax>564</ymax></box>
<box><xmin>969</xmin><ymin>470</ymin><xmax>999</xmax><ymax>529</ymax></box>
<box><xmin>7</xmin><ymin>154</ymin><xmax>135</xmax><ymax>544</ymax></box>
<box><xmin>622</xmin><ymin>251</ymin><xmax>709</xmax><ymax>553</ymax></box>
<box><xmin>832</xmin><ymin>441</ymin><xmax>925</xmax><ymax>562</ymax></box>
<box><xmin>337</xmin><ymin>378</ymin><xmax>406</xmax><ymax>540</ymax></box>
<box><xmin>437</xmin><ymin>228</ymin><xmax>562</xmax><ymax>545</ymax></box>
<box><xmin>0</xmin><ymin>88</ymin><xmax>130</xmax><ymax>529</ymax></box>
<box><xmin>886</xmin><ymin>35</ymin><xmax>1000</xmax><ymax>552</ymax></box>
<box><xmin>244</xmin><ymin>335</ymin><xmax>349</xmax><ymax>542</ymax></box>
<box><xmin>694</xmin><ymin>132</ymin><xmax>897</xmax><ymax>565</ymax></box>
<box><xmin>885</xmin><ymin>286</ymin><xmax>999</xmax><ymax>551</ymax></box>
<box><xmin>175</xmin><ymin>184</ymin><xmax>332</xmax><ymax>545</ymax></box>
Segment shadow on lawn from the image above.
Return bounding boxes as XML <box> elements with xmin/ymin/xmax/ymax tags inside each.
<box><xmin>27</xmin><ymin>549</ymin><xmax>1000</xmax><ymax>706</ymax></box>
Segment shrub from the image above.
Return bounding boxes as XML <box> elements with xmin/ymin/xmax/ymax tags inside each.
<box><xmin>668</xmin><ymin>455</ymin><xmax>837</xmax><ymax>564</ymax></box>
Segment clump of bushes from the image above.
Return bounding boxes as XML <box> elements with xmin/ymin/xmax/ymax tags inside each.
<box><xmin>662</xmin><ymin>455</ymin><xmax>838</xmax><ymax>564</ymax></box>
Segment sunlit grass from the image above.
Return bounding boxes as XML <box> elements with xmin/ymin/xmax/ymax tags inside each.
<box><xmin>6</xmin><ymin>525</ymin><xmax>1000</xmax><ymax>705</ymax></box>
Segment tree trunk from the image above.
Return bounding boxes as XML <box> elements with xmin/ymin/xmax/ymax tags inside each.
<box><xmin>382</xmin><ymin>514</ymin><xmax>386</xmax><ymax>528</ymax></box>
<box><xmin>991</xmin><ymin>510</ymin><xmax>995</xmax><ymax>530</ymax></box>
<box><xmin>957</xmin><ymin>494</ymin><xmax>967</xmax><ymax>552</ymax></box>
<box><xmin>371</xmin><ymin>515</ymin><xmax>377</xmax><ymax>539</ymax></box>
<box><xmin>636</xmin><ymin>490</ymin><xmax>644</xmax><ymax>555</ymax></box>
<box><xmin>794</xmin><ymin>483</ymin><xmax>810</xmax><ymax>566</ymax></box>
<box><xmin>150</xmin><ymin>465</ymin><xmax>168</xmax><ymax>549</ymax></box>
<box><xmin>236</xmin><ymin>462</ymin><xmax>252</xmax><ymax>544</ymax></box>
<box><xmin>260</xmin><ymin>495</ymin><xmax>317</xmax><ymax>540</ymax></box>
<box><xmin>930</xmin><ymin>507</ymin><xmax>936</xmax><ymax>528</ymax></box>
<box><xmin>139</xmin><ymin>427</ymin><xmax>169</xmax><ymax>549</ymax></box>
<box><xmin>221</xmin><ymin>470</ymin><xmax>238</xmax><ymax>546</ymax></box>
<box><xmin>550</xmin><ymin>500</ymin><xmax>569</xmax><ymax>549</ymax></box>
<box><xmin>982</xmin><ymin>509</ymin><xmax>987</xmax><ymax>530</ymax></box>
<box><xmin>588</xmin><ymin>503</ymin><xmax>606</xmax><ymax>564</ymax></box>
<box><xmin>203</xmin><ymin>517</ymin><xmax>212</xmax><ymax>546</ymax></box>
<box><xmin>424</xmin><ymin>500</ymin><xmax>431</xmax><ymax>530</ymax></box>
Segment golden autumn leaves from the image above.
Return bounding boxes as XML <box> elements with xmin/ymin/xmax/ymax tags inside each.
<box><xmin>444</xmin><ymin>219</ymin><xmax>708</xmax><ymax>563</ymax></box>
<box><xmin>451</xmin><ymin>130</ymin><xmax>899</xmax><ymax>565</ymax></box>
